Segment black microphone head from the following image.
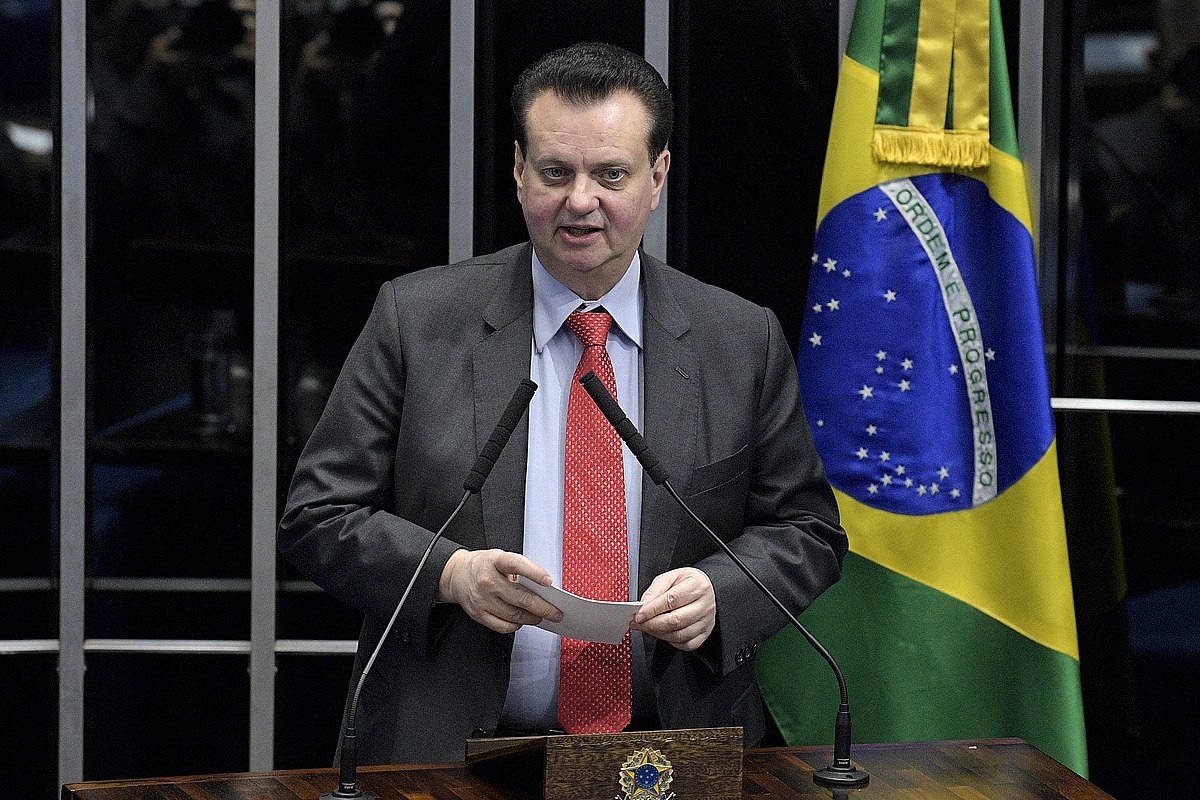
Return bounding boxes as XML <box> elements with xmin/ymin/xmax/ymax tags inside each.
<box><xmin>579</xmin><ymin>370</ymin><xmax>622</xmax><ymax>419</ymax></box>
<box><xmin>577</xmin><ymin>371</ymin><xmax>670</xmax><ymax>485</ymax></box>
<box><xmin>463</xmin><ymin>379</ymin><xmax>538</xmax><ymax>493</ymax></box>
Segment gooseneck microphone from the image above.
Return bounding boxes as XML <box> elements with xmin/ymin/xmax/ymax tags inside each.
<box><xmin>323</xmin><ymin>379</ymin><xmax>538</xmax><ymax>800</ymax></box>
<box><xmin>578</xmin><ymin>371</ymin><xmax>869</xmax><ymax>787</ymax></box>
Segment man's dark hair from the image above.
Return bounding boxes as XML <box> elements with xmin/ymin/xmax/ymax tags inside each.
<box><xmin>511</xmin><ymin>42</ymin><xmax>674</xmax><ymax>163</ymax></box>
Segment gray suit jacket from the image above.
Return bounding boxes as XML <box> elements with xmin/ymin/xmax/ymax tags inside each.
<box><xmin>279</xmin><ymin>243</ymin><xmax>846</xmax><ymax>764</ymax></box>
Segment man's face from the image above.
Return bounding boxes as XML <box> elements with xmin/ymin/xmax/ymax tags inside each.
<box><xmin>514</xmin><ymin>90</ymin><xmax>669</xmax><ymax>300</ymax></box>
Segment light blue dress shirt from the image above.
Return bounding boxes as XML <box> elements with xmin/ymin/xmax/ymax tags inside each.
<box><xmin>499</xmin><ymin>251</ymin><xmax>648</xmax><ymax>731</ymax></box>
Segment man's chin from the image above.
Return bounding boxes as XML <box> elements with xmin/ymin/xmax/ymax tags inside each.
<box><xmin>541</xmin><ymin>253</ymin><xmax>629</xmax><ymax>297</ymax></box>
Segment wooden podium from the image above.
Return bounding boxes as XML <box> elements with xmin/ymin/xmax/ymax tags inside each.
<box><xmin>62</xmin><ymin>739</ymin><xmax>1114</xmax><ymax>800</ymax></box>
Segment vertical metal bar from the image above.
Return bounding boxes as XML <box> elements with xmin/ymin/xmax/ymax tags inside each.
<box><xmin>840</xmin><ymin>0</ymin><xmax>857</xmax><ymax>58</ymax></box>
<box><xmin>59</xmin><ymin>0</ymin><xmax>87</xmax><ymax>787</ymax></box>
<box><xmin>643</xmin><ymin>0</ymin><xmax>669</xmax><ymax>262</ymax></box>
<box><xmin>250</xmin><ymin>0</ymin><xmax>281</xmax><ymax>772</ymax></box>
<box><xmin>667</xmin><ymin>0</ymin><xmax>689</xmax><ymax>272</ymax></box>
<box><xmin>1021</xmin><ymin>0</ymin><xmax>1063</xmax><ymax>395</ymax></box>
<box><xmin>1019</xmin><ymin>0</ymin><xmax>1045</xmax><ymax>245</ymax></box>
<box><xmin>449</xmin><ymin>0</ymin><xmax>475</xmax><ymax>262</ymax></box>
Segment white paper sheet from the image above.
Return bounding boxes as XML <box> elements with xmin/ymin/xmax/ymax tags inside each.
<box><xmin>516</xmin><ymin>576</ymin><xmax>641</xmax><ymax>645</ymax></box>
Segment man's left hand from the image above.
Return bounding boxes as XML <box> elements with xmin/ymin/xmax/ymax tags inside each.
<box><xmin>631</xmin><ymin>567</ymin><xmax>716</xmax><ymax>651</ymax></box>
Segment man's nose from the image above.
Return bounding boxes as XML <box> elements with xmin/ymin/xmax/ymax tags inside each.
<box><xmin>565</xmin><ymin>177</ymin><xmax>600</xmax><ymax>215</ymax></box>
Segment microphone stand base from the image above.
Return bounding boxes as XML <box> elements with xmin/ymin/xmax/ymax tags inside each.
<box><xmin>813</xmin><ymin>764</ymin><xmax>870</xmax><ymax>787</ymax></box>
<box><xmin>320</xmin><ymin>790</ymin><xmax>376</xmax><ymax>800</ymax></box>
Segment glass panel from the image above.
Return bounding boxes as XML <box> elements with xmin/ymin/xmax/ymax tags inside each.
<box><xmin>273</xmin><ymin>654</ymin><xmax>354</xmax><ymax>769</ymax></box>
<box><xmin>85</xmin><ymin>0</ymin><xmax>256</xmax><ymax>773</ymax></box>
<box><xmin>1</xmin><ymin>0</ymin><xmax>57</xmax><ymax>791</ymax></box>
<box><xmin>675</xmin><ymin>0</ymin><xmax>837</xmax><ymax>345</ymax></box>
<box><xmin>1080</xmin><ymin>0</ymin><xmax>1200</xmax><ymax>378</ymax></box>
<box><xmin>1</xmin><ymin>0</ymin><xmax>57</xmax><ymax>632</ymax></box>
<box><xmin>89</xmin><ymin>462</ymin><xmax>251</xmax><ymax>578</ymax></box>
<box><xmin>0</xmin><ymin>655</ymin><xmax>57</xmax><ymax>793</ymax></box>
<box><xmin>83</xmin><ymin>653</ymin><xmax>250</xmax><ymax>779</ymax></box>
<box><xmin>86</xmin><ymin>0</ymin><xmax>254</xmax><ymax>595</ymax></box>
<box><xmin>87</xmin><ymin>590</ymin><xmax>251</xmax><ymax>639</ymax></box>
<box><xmin>1071</xmin><ymin>4</ymin><xmax>1200</xmax><ymax>796</ymax></box>
<box><xmin>277</xmin><ymin>586</ymin><xmax>359</xmax><ymax>640</ymax></box>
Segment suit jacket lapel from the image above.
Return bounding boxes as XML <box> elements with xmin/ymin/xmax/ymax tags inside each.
<box><xmin>637</xmin><ymin>254</ymin><xmax>699</xmax><ymax>593</ymax></box>
<box><xmin>473</xmin><ymin>244</ymin><xmax>535</xmax><ymax>555</ymax></box>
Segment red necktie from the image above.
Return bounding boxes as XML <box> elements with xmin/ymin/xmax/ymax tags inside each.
<box><xmin>558</xmin><ymin>310</ymin><xmax>632</xmax><ymax>734</ymax></box>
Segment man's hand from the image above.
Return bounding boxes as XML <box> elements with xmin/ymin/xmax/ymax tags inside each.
<box><xmin>632</xmin><ymin>567</ymin><xmax>716</xmax><ymax>651</ymax></box>
<box><xmin>437</xmin><ymin>549</ymin><xmax>564</xmax><ymax>634</ymax></box>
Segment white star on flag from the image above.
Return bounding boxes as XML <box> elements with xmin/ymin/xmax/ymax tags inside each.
<box><xmin>898</xmin><ymin>379</ymin><xmax>911</xmax><ymax>391</ymax></box>
<box><xmin>824</xmin><ymin>257</ymin><xmax>837</xmax><ymax>272</ymax></box>
<box><xmin>826</xmin><ymin>299</ymin><xmax>840</xmax><ymax>311</ymax></box>
<box><xmin>808</xmin><ymin>333</ymin><xmax>823</xmax><ymax>347</ymax></box>
<box><xmin>884</xmin><ymin>290</ymin><xmax>897</xmax><ymax>302</ymax></box>
<box><xmin>874</xmin><ymin>207</ymin><xmax>888</xmax><ymax>222</ymax></box>
<box><xmin>858</xmin><ymin>385</ymin><xmax>874</xmax><ymax>399</ymax></box>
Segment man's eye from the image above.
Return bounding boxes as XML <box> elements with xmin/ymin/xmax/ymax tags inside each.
<box><xmin>542</xmin><ymin>168</ymin><xmax>567</xmax><ymax>181</ymax></box>
<box><xmin>600</xmin><ymin>169</ymin><xmax>626</xmax><ymax>183</ymax></box>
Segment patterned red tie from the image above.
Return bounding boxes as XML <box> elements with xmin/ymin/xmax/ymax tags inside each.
<box><xmin>558</xmin><ymin>310</ymin><xmax>632</xmax><ymax>734</ymax></box>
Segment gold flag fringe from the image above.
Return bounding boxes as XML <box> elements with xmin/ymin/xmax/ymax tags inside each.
<box><xmin>872</xmin><ymin>126</ymin><xmax>991</xmax><ymax>168</ymax></box>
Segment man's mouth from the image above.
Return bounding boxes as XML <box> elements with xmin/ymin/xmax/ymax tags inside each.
<box><xmin>561</xmin><ymin>225</ymin><xmax>601</xmax><ymax>237</ymax></box>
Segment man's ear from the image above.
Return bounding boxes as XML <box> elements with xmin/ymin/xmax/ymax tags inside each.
<box><xmin>513</xmin><ymin>141</ymin><xmax>526</xmax><ymax>195</ymax></box>
<box><xmin>649</xmin><ymin>149</ymin><xmax>671</xmax><ymax>211</ymax></box>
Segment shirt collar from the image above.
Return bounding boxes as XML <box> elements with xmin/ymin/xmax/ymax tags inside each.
<box><xmin>531</xmin><ymin>251</ymin><xmax>644</xmax><ymax>353</ymax></box>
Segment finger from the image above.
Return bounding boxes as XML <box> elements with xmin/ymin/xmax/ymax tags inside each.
<box><xmin>502</xmin><ymin>584</ymin><xmax>564</xmax><ymax>623</ymax></box>
<box><xmin>470</xmin><ymin>608</ymin><xmax>522</xmax><ymax>635</ymax></box>
<box><xmin>636</xmin><ymin>611</ymin><xmax>715</xmax><ymax>650</ymax></box>
<box><xmin>635</xmin><ymin>603</ymin><xmax>698</xmax><ymax>636</ymax></box>
<box><xmin>635</xmin><ymin>572</ymin><xmax>681</xmax><ymax>623</ymax></box>
<box><xmin>471</xmin><ymin>591</ymin><xmax>549</xmax><ymax>628</ymax></box>
<box><xmin>492</xmin><ymin>551</ymin><xmax>554</xmax><ymax>586</ymax></box>
<box><xmin>637</xmin><ymin>573</ymin><xmax>708</xmax><ymax>623</ymax></box>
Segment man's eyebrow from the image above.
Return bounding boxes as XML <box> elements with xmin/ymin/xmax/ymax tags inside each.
<box><xmin>529</xmin><ymin>155</ymin><xmax>572</xmax><ymax>168</ymax></box>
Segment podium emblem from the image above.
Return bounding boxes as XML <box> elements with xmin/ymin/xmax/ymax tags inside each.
<box><xmin>617</xmin><ymin>747</ymin><xmax>675</xmax><ymax>800</ymax></box>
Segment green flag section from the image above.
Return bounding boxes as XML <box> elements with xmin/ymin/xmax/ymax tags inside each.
<box><xmin>759</xmin><ymin>554</ymin><xmax>1089</xmax><ymax>771</ymax></box>
<box><xmin>756</xmin><ymin>0</ymin><xmax>1088</xmax><ymax>776</ymax></box>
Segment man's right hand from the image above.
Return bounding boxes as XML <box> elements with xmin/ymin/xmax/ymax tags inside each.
<box><xmin>436</xmin><ymin>549</ymin><xmax>564</xmax><ymax>634</ymax></box>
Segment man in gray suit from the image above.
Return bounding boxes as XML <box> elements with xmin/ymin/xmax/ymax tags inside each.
<box><xmin>279</xmin><ymin>42</ymin><xmax>846</xmax><ymax>764</ymax></box>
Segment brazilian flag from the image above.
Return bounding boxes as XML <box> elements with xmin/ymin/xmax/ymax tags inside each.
<box><xmin>756</xmin><ymin>0</ymin><xmax>1088</xmax><ymax>775</ymax></box>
